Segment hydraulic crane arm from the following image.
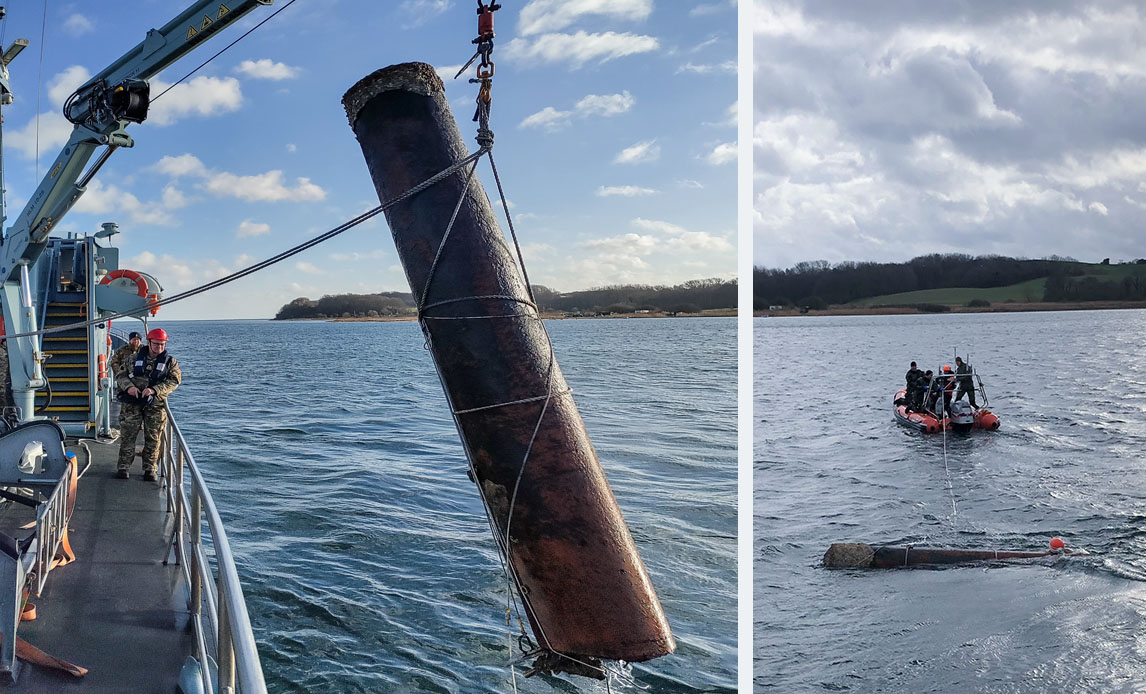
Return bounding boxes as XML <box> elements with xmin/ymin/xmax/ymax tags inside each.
<box><xmin>0</xmin><ymin>0</ymin><xmax>272</xmax><ymax>283</ymax></box>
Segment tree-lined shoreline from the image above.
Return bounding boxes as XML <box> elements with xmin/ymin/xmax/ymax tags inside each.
<box><xmin>275</xmin><ymin>278</ymin><xmax>737</xmax><ymax>320</ymax></box>
<box><xmin>754</xmin><ymin>255</ymin><xmax>1146</xmax><ymax>314</ymax></box>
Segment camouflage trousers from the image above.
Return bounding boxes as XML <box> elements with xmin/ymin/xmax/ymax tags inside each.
<box><xmin>118</xmin><ymin>402</ymin><xmax>167</xmax><ymax>472</ymax></box>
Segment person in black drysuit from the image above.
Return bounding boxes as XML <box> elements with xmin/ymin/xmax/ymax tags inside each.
<box><xmin>922</xmin><ymin>370</ymin><xmax>936</xmax><ymax>412</ymax></box>
<box><xmin>954</xmin><ymin>356</ymin><xmax>977</xmax><ymax>408</ymax></box>
<box><xmin>934</xmin><ymin>365</ymin><xmax>956</xmax><ymax>414</ymax></box>
<box><xmin>905</xmin><ymin>361</ymin><xmax>925</xmax><ymax>410</ymax></box>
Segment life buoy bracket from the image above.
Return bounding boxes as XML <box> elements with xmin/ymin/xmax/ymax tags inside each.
<box><xmin>99</xmin><ymin>269</ymin><xmax>148</xmax><ymax>298</ymax></box>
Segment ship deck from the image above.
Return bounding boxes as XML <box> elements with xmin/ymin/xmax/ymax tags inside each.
<box><xmin>0</xmin><ymin>422</ymin><xmax>192</xmax><ymax>692</ymax></box>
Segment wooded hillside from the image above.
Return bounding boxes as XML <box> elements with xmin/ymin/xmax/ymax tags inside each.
<box><xmin>274</xmin><ymin>278</ymin><xmax>737</xmax><ymax>319</ymax></box>
<box><xmin>754</xmin><ymin>255</ymin><xmax>1146</xmax><ymax>310</ymax></box>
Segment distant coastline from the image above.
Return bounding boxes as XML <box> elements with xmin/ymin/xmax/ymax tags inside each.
<box><xmin>754</xmin><ymin>300</ymin><xmax>1146</xmax><ymax>317</ymax></box>
<box><xmin>316</xmin><ymin>308</ymin><xmax>737</xmax><ymax>322</ymax></box>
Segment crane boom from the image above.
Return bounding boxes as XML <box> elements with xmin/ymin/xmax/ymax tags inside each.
<box><xmin>0</xmin><ymin>0</ymin><xmax>273</xmax><ymax>423</ymax></box>
<box><xmin>0</xmin><ymin>0</ymin><xmax>272</xmax><ymax>283</ymax></box>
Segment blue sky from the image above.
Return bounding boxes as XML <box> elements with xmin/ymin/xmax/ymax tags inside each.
<box><xmin>0</xmin><ymin>0</ymin><xmax>736</xmax><ymax>319</ymax></box>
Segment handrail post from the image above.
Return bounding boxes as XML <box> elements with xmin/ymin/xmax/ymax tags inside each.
<box><xmin>172</xmin><ymin>443</ymin><xmax>184</xmax><ymax>567</ymax></box>
<box><xmin>190</xmin><ymin>488</ymin><xmax>202</xmax><ymax>616</ymax></box>
<box><xmin>218</xmin><ymin>585</ymin><xmax>236</xmax><ymax>692</ymax></box>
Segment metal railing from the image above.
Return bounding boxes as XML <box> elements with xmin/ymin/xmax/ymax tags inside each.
<box><xmin>160</xmin><ymin>403</ymin><xmax>267</xmax><ymax>694</ymax></box>
<box><xmin>914</xmin><ymin>370</ymin><xmax>989</xmax><ymax>415</ymax></box>
<box><xmin>31</xmin><ymin>460</ymin><xmax>72</xmax><ymax>596</ymax></box>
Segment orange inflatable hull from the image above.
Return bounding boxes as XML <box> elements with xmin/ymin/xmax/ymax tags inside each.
<box><xmin>893</xmin><ymin>389</ymin><xmax>1000</xmax><ymax>433</ymax></box>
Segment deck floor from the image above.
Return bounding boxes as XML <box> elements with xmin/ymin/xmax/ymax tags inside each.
<box><xmin>0</xmin><ymin>429</ymin><xmax>194</xmax><ymax>692</ymax></box>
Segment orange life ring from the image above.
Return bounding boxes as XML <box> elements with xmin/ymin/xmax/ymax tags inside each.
<box><xmin>99</xmin><ymin>269</ymin><xmax>148</xmax><ymax>297</ymax></box>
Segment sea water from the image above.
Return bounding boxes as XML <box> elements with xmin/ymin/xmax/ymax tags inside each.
<box><xmin>755</xmin><ymin>309</ymin><xmax>1146</xmax><ymax>693</ymax></box>
<box><xmin>160</xmin><ymin>316</ymin><xmax>735</xmax><ymax>693</ymax></box>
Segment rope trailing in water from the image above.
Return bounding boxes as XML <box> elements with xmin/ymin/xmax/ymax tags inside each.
<box><xmin>940</xmin><ymin>386</ymin><xmax>957</xmax><ymax>528</ymax></box>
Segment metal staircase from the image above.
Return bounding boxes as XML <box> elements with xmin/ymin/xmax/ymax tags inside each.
<box><xmin>37</xmin><ymin>301</ymin><xmax>91</xmax><ymax>424</ymax></box>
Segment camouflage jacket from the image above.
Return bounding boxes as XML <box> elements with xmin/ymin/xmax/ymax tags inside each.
<box><xmin>109</xmin><ymin>343</ymin><xmax>140</xmax><ymax>379</ymax></box>
<box><xmin>115</xmin><ymin>349</ymin><xmax>181</xmax><ymax>401</ymax></box>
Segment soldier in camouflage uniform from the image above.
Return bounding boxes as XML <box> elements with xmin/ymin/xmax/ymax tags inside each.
<box><xmin>109</xmin><ymin>331</ymin><xmax>142</xmax><ymax>379</ymax></box>
<box><xmin>115</xmin><ymin>328</ymin><xmax>180</xmax><ymax>480</ymax></box>
<box><xmin>954</xmin><ymin>356</ymin><xmax>977</xmax><ymax>408</ymax></box>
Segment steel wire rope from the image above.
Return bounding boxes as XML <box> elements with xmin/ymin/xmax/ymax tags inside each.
<box><xmin>150</xmin><ymin>0</ymin><xmax>300</xmax><ymax>104</ymax></box>
<box><xmin>0</xmin><ymin>149</ymin><xmax>486</xmax><ymax>343</ymax></box>
<box><xmin>34</xmin><ymin>0</ymin><xmax>47</xmax><ymax>181</ymax></box>
<box><xmin>415</xmin><ymin>100</ymin><xmax>626</xmax><ymax>687</ymax></box>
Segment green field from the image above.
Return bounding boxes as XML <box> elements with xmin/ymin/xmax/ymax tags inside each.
<box><xmin>848</xmin><ymin>278</ymin><xmax>1047</xmax><ymax>307</ymax></box>
<box><xmin>847</xmin><ymin>262</ymin><xmax>1146</xmax><ymax>308</ymax></box>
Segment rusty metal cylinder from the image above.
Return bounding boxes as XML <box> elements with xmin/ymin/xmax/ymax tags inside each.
<box><xmin>342</xmin><ymin>63</ymin><xmax>674</xmax><ymax>663</ymax></box>
<box><xmin>824</xmin><ymin>542</ymin><xmax>1059</xmax><ymax>568</ymax></box>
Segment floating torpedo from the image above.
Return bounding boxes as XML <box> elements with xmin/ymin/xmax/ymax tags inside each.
<box><xmin>342</xmin><ymin>63</ymin><xmax>674</xmax><ymax>674</ymax></box>
<box><xmin>824</xmin><ymin>538</ymin><xmax>1083</xmax><ymax>568</ymax></box>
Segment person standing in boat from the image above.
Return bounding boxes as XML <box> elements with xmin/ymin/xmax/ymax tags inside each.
<box><xmin>109</xmin><ymin>331</ymin><xmax>142</xmax><ymax>378</ymax></box>
<box><xmin>115</xmin><ymin>328</ymin><xmax>181</xmax><ymax>481</ymax></box>
<box><xmin>905</xmin><ymin>361</ymin><xmax>925</xmax><ymax>410</ymax></box>
<box><xmin>936</xmin><ymin>365</ymin><xmax>956</xmax><ymax>413</ymax></box>
<box><xmin>954</xmin><ymin>356</ymin><xmax>977</xmax><ymax>408</ymax></box>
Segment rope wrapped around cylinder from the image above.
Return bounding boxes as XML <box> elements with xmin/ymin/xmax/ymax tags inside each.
<box><xmin>341</xmin><ymin>62</ymin><xmax>674</xmax><ymax>665</ymax></box>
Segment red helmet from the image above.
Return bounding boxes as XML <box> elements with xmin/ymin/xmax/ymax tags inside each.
<box><xmin>147</xmin><ymin>328</ymin><xmax>168</xmax><ymax>342</ymax></box>
<box><xmin>942</xmin><ymin>365</ymin><xmax>952</xmax><ymax>373</ymax></box>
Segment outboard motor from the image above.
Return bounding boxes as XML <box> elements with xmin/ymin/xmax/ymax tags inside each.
<box><xmin>949</xmin><ymin>399</ymin><xmax>975</xmax><ymax>431</ymax></box>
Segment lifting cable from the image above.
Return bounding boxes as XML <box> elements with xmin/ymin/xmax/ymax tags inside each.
<box><xmin>151</xmin><ymin>0</ymin><xmax>301</xmax><ymax>103</ymax></box>
<box><xmin>34</xmin><ymin>0</ymin><xmax>48</xmax><ymax>181</ymax></box>
<box><xmin>4</xmin><ymin>1</ymin><xmax>624</xmax><ymax>684</ymax></box>
<box><xmin>424</xmin><ymin>3</ymin><xmax>625</xmax><ymax>686</ymax></box>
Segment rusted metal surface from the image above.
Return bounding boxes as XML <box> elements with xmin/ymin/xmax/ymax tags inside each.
<box><xmin>824</xmin><ymin>542</ymin><xmax>1062</xmax><ymax>568</ymax></box>
<box><xmin>342</xmin><ymin>62</ymin><xmax>674</xmax><ymax>663</ymax></box>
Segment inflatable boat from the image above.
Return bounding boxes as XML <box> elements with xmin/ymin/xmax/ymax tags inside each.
<box><xmin>893</xmin><ymin>388</ymin><xmax>1000</xmax><ymax>433</ymax></box>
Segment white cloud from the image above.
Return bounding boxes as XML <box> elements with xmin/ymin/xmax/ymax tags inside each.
<box><xmin>235</xmin><ymin>254</ymin><xmax>255</xmax><ymax>267</ymax></box>
<box><xmin>330</xmin><ymin>249</ymin><xmax>388</xmax><ymax>261</ymax></box>
<box><xmin>580</xmin><ymin>233</ymin><xmax>659</xmax><ymax>255</ymax></box>
<box><xmin>614</xmin><ymin>140</ymin><xmax>660</xmax><ymax>164</ymax></box>
<box><xmin>62</xmin><ymin>14</ymin><xmax>94</xmax><ymax>36</ymax></box>
<box><xmin>125</xmin><ymin>252</ymin><xmax>231</xmax><ymax>291</ymax></box>
<box><xmin>73</xmin><ymin>179</ymin><xmax>174</xmax><ymax>226</ymax></box>
<box><xmin>399</xmin><ymin>0</ymin><xmax>452</xmax><ymax>29</ymax></box>
<box><xmin>435</xmin><ymin>64</ymin><xmax>464</xmax><ymax>81</ymax></box>
<box><xmin>1089</xmin><ymin>202</ymin><xmax>1109</xmax><ymax>215</ymax></box>
<box><xmin>234</xmin><ymin>59</ymin><xmax>299</xmax><ymax>81</ymax></box>
<box><xmin>518</xmin><ymin>0</ymin><xmax>652</xmax><ymax>35</ymax></box>
<box><xmin>49</xmin><ymin>66</ymin><xmax>92</xmax><ymax>107</ymax></box>
<box><xmin>707</xmin><ymin>141</ymin><xmax>737</xmax><ymax>165</ymax></box>
<box><xmin>575</xmin><ymin>91</ymin><xmax>635</xmax><ymax>116</ymax></box>
<box><xmin>153</xmin><ymin>153</ymin><xmax>327</xmax><ymax>202</ymax></box>
<box><xmin>295</xmin><ymin>261</ymin><xmax>324</xmax><ymax>275</ymax></box>
<box><xmin>5</xmin><ymin>66</ymin><xmax>91</xmax><ymax>159</ymax></box>
<box><xmin>520</xmin><ymin>107</ymin><xmax>573</xmax><ymax>130</ymax></box>
<box><xmin>204</xmin><ymin>171</ymin><xmax>325</xmax><ymax>202</ymax></box>
<box><xmin>286</xmin><ymin>144</ymin><xmax>297</xmax><ymax>153</ymax></box>
<box><xmin>520</xmin><ymin>91</ymin><xmax>634</xmax><ymax>130</ymax></box>
<box><xmin>5</xmin><ymin>113</ymin><xmax>76</xmax><ymax>159</ymax></box>
<box><xmin>666</xmin><ymin>231</ymin><xmax>734</xmax><ymax>253</ymax></box>
<box><xmin>677</xmin><ymin>60</ymin><xmax>737</xmax><ymax>74</ymax></box>
<box><xmin>632</xmin><ymin>218</ymin><xmax>689</xmax><ymax>235</ymax></box>
<box><xmin>146</xmin><ymin>76</ymin><xmax>242</xmax><ymax>126</ymax></box>
<box><xmin>596</xmin><ymin>185</ymin><xmax>658</xmax><ymax>197</ymax></box>
<box><xmin>503</xmin><ymin>31</ymin><xmax>659</xmax><ymax>69</ymax></box>
<box><xmin>154</xmin><ymin>154</ymin><xmax>209</xmax><ymax>178</ymax></box>
<box><xmin>237</xmin><ymin>220</ymin><xmax>271</xmax><ymax>238</ymax></box>
<box><xmin>161</xmin><ymin>185</ymin><xmax>189</xmax><ymax>210</ymax></box>
<box><xmin>690</xmin><ymin>2</ymin><xmax>732</xmax><ymax>17</ymax></box>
